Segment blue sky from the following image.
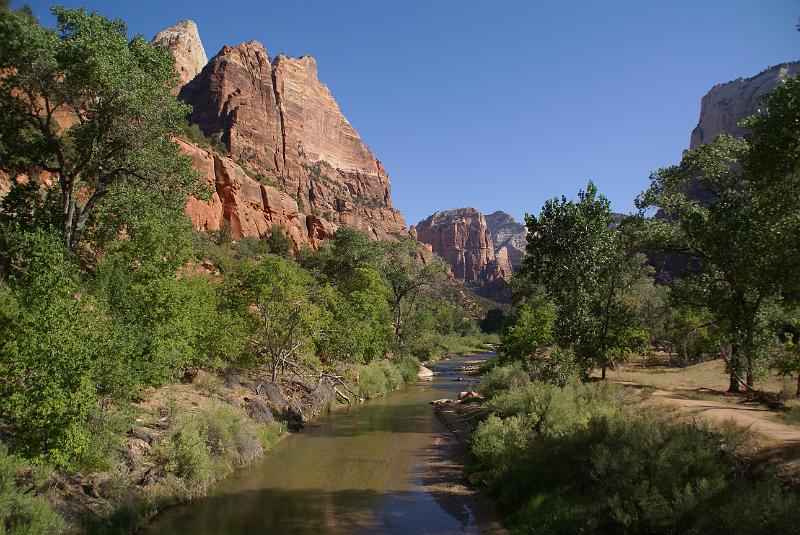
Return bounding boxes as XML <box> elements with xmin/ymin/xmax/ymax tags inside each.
<box><xmin>21</xmin><ymin>1</ymin><xmax>800</xmax><ymax>225</ymax></box>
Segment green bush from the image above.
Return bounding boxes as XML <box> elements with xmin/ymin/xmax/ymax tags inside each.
<box><xmin>0</xmin><ymin>445</ymin><xmax>63</xmax><ymax>534</ymax></box>
<box><xmin>394</xmin><ymin>354</ymin><xmax>421</xmax><ymax>384</ymax></box>
<box><xmin>479</xmin><ymin>362</ymin><xmax>531</xmax><ymax>398</ymax></box>
<box><xmin>471</xmin><ymin>378</ymin><xmax>800</xmax><ymax>534</ymax></box>
<box><xmin>529</xmin><ymin>346</ymin><xmax>585</xmax><ymax>387</ymax></box>
<box><xmin>159</xmin><ymin>403</ymin><xmax>278</xmax><ymax>495</ymax></box>
<box><xmin>357</xmin><ymin>358</ymin><xmax>418</xmax><ymax>398</ymax></box>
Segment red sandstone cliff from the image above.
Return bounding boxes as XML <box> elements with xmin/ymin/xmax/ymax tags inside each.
<box><xmin>415</xmin><ymin>208</ymin><xmax>511</xmax><ymax>300</ymax></box>
<box><xmin>157</xmin><ymin>21</ymin><xmax>406</xmax><ymax>246</ymax></box>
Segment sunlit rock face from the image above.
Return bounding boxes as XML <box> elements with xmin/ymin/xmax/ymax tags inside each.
<box><xmin>151</xmin><ymin>20</ymin><xmax>208</xmax><ymax>92</ymax></box>
<box><xmin>415</xmin><ymin>208</ymin><xmax>512</xmax><ymax>301</ymax></box>
<box><xmin>690</xmin><ymin>61</ymin><xmax>800</xmax><ymax>149</ymax></box>
<box><xmin>156</xmin><ymin>19</ymin><xmax>406</xmax><ymax>247</ymax></box>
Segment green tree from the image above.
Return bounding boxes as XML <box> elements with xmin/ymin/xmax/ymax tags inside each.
<box><xmin>0</xmin><ymin>7</ymin><xmax>199</xmax><ymax>250</ymax></box>
<box><xmin>518</xmin><ymin>182</ymin><xmax>649</xmax><ymax>377</ymax></box>
<box><xmin>229</xmin><ymin>256</ymin><xmax>326</xmax><ymax>381</ymax></box>
<box><xmin>499</xmin><ymin>294</ymin><xmax>556</xmax><ymax>364</ymax></box>
<box><xmin>637</xmin><ymin>133</ymin><xmax>793</xmax><ymax>391</ymax></box>
<box><xmin>381</xmin><ymin>237</ymin><xmax>446</xmax><ymax>347</ymax></box>
<box><xmin>0</xmin><ymin>229</ymin><xmax>102</xmax><ymax>466</ymax></box>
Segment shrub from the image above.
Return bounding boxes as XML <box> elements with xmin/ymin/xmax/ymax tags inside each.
<box><xmin>394</xmin><ymin>354</ymin><xmax>421</xmax><ymax>384</ymax></box>
<box><xmin>479</xmin><ymin>362</ymin><xmax>531</xmax><ymax>398</ymax></box>
<box><xmin>159</xmin><ymin>403</ymin><xmax>278</xmax><ymax>496</ymax></box>
<box><xmin>471</xmin><ymin>378</ymin><xmax>800</xmax><ymax>534</ymax></box>
<box><xmin>357</xmin><ymin>358</ymin><xmax>417</xmax><ymax>398</ymax></box>
<box><xmin>0</xmin><ymin>445</ymin><xmax>63</xmax><ymax>534</ymax></box>
<box><xmin>529</xmin><ymin>346</ymin><xmax>584</xmax><ymax>387</ymax></box>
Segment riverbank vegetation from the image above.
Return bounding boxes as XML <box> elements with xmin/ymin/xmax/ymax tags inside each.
<box><xmin>472</xmin><ymin>368</ymin><xmax>800</xmax><ymax>533</ymax></box>
<box><xmin>0</xmin><ymin>6</ymin><xmax>492</xmax><ymax>531</ymax></box>
<box><xmin>474</xmin><ymin>36</ymin><xmax>800</xmax><ymax>534</ymax></box>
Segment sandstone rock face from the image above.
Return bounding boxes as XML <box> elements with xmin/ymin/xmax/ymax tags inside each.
<box><xmin>485</xmin><ymin>211</ymin><xmax>526</xmax><ymax>271</ymax></box>
<box><xmin>178</xmin><ymin>138</ymin><xmax>312</xmax><ymax>248</ymax></box>
<box><xmin>690</xmin><ymin>61</ymin><xmax>800</xmax><ymax>149</ymax></box>
<box><xmin>151</xmin><ymin>20</ymin><xmax>208</xmax><ymax>91</ymax></box>
<box><xmin>415</xmin><ymin>208</ymin><xmax>511</xmax><ymax>300</ymax></box>
<box><xmin>170</xmin><ymin>30</ymin><xmax>406</xmax><ymax>246</ymax></box>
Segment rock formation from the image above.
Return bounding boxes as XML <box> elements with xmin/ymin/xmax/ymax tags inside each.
<box><xmin>415</xmin><ymin>208</ymin><xmax>511</xmax><ymax>300</ymax></box>
<box><xmin>151</xmin><ymin>20</ymin><xmax>208</xmax><ymax>92</ymax></box>
<box><xmin>167</xmin><ymin>25</ymin><xmax>406</xmax><ymax>246</ymax></box>
<box><xmin>485</xmin><ymin>211</ymin><xmax>526</xmax><ymax>271</ymax></box>
<box><xmin>690</xmin><ymin>61</ymin><xmax>800</xmax><ymax>149</ymax></box>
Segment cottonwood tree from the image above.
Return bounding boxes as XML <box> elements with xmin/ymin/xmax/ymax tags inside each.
<box><xmin>0</xmin><ymin>7</ymin><xmax>198</xmax><ymax>251</ymax></box>
<box><xmin>381</xmin><ymin>237</ymin><xmax>446</xmax><ymax>346</ymax></box>
<box><xmin>517</xmin><ymin>182</ymin><xmax>649</xmax><ymax>377</ymax></box>
<box><xmin>231</xmin><ymin>256</ymin><xmax>326</xmax><ymax>382</ymax></box>
<box><xmin>637</xmin><ymin>80</ymin><xmax>800</xmax><ymax>390</ymax></box>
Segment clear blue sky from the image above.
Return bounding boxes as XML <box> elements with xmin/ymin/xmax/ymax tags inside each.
<box><xmin>20</xmin><ymin>1</ymin><xmax>800</xmax><ymax>225</ymax></box>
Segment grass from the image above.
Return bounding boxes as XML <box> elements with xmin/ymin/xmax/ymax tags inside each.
<box><xmin>604</xmin><ymin>356</ymin><xmax>790</xmax><ymax>402</ymax></box>
<box><xmin>778</xmin><ymin>406</ymin><xmax>800</xmax><ymax>426</ymax></box>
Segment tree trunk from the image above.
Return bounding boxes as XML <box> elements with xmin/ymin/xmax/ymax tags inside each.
<box><xmin>601</xmin><ymin>365</ymin><xmax>606</xmax><ymax>380</ymax></box>
<box><xmin>744</xmin><ymin>324</ymin><xmax>755</xmax><ymax>389</ymax></box>
<box><xmin>796</xmin><ymin>373</ymin><xmax>800</xmax><ymax>398</ymax></box>
<box><xmin>728</xmin><ymin>345</ymin><xmax>741</xmax><ymax>393</ymax></box>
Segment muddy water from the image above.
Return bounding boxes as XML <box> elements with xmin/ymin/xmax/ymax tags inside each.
<box><xmin>145</xmin><ymin>355</ymin><xmax>488</xmax><ymax>534</ymax></box>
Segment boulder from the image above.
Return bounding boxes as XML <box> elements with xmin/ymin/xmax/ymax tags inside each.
<box><xmin>418</xmin><ymin>365</ymin><xmax>435</xmax><ymax>379</ymax></box>
<box><xmin>244</xmin><ymin>397</ymin><xmax>277</xmax><ymax>426</ymax></box>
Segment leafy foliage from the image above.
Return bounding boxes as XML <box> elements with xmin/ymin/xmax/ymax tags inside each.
<box><xmin>472</xmin><ymin>369</ymin><xmax>800</xmax><ymax>534</ymax></box>
<box><xmin>0</xmin><ymin>7</ymin><xmax>199</xmax><ymax>249</ymax></box>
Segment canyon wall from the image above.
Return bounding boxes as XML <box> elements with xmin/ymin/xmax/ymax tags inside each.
<box><xmin>690</xmin><ymin>61</ymin><xmax>800</xmax><ymax>149</ymax></box>
<box><xmin>156</xmin><ymin>20</ymin><xmax>405</xmax><ymax>247</ymax></box>
<box><xmin>414</xmin><ymin>208</ymin><xmax>516</xmax><ymax>301</ymax></box>
<box><xmin>485</xmin><ymin>210</ymin><xmax>526</xmax><ymax>271</ymax></box>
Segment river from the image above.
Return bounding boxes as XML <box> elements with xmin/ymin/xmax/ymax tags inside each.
<box><xmin>144</xmin><ymin>354</ymin><xmax>493</xmax><ymax>534</ymax></box>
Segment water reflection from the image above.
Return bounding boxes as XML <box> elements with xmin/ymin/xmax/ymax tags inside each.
<box><xmin>145</xmin><ymin>355</ymin><xmax>491</xmax><ymax>535</ymax></box>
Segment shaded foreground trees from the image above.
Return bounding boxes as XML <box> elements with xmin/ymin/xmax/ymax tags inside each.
<box><xmin>637</xmin><ymin>75</ymin><xmax>800</xmax><ymax>392</ymax></box>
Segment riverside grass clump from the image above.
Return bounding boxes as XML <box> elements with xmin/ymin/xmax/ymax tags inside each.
<box><xmin>156</xmin><ymin>402</ymin><xmax>281</xmax><ymax>497</ymax></box>
<box><xmin>472</xmin><ymin>365</ymin><xmax>800</xmax><ymax>534</ymax></box>
<box><xmin>357</xmin><ymin>356</ymin><xmax>420</xmax><ymax>399</ymax></box>
<box><xmin>0</xmin><ymin>445</ymin><xmax>63</xmax><ymax>535</ymax></box>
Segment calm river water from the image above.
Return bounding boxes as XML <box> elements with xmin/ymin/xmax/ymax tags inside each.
<box><xmin>144</xmin><ymin>354</ymin><xmax>489</xmax><ymax>534</ymax></box>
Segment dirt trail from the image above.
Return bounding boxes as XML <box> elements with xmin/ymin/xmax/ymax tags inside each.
<box><xmin>615</xmin><ymin>380</ymin><xmax>800</xmax><ymax>444</ymax></box>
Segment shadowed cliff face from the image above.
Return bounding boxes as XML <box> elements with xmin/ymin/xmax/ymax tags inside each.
<box><xmin>414</xmin><ymin>208</ymin><xmax>513</xmax><ymax>301</ymax></box>
<box><xmin>152</xmin><ymin>20</ymin><xmax>406</xmax><ymax>247</ymax></box>
<box><xmin>485</xmin><ymin>210</ymin><xmax>526</xmax><ymax>271</ymax></box>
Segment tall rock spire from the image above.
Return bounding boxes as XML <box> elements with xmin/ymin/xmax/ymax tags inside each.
<box><xmin>152</xmin><ymin>19</ymin><xmax>208</xmax><ymax>91</ymax></box>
